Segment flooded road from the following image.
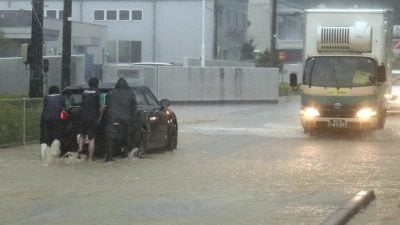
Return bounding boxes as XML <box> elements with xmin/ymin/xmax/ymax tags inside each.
<box><xmin>1</xmin><ymin>96</ymin><xmax>400</xmax><ymax>225</ymax></box>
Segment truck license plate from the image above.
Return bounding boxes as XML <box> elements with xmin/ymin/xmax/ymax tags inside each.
<box><xmin>329</xmin><ymin>119</ymin><xmax>346</xmax><ymax>128</ymax></box>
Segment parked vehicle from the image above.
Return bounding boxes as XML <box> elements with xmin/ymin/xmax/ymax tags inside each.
<box><xmin>290</xmin><ymin>9</ymin><xmax>392</xmax><ymax>133</ymax></box>
<box><xmin>59</xmin><ymin>83</ymin><xmax>178</xmax><ymax>157</ymax></box>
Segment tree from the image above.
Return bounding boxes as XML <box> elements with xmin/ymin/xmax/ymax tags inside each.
<box><xmin>255</xmin><ymin>49</ymin><xmax>279</xmax><ymax>67</ymax></box>
<box><xmin>240</xmin><ymin>39</ymin><xmax>256</xmax><ymax>60</ymax></box>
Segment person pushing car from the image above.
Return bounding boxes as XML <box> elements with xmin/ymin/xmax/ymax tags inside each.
<box><xmin>77</xmin><ymin>77</ymin><xmax>102</xmax><ymax>161</ymax></box>
<box><xmin>104</xmin><ymin>78</ymin><xmax>137</xmax><ymax>162</ymax></box>
<box><xmin>40</xmin><ymin>85</ymin><xmax>67</xmax><ymax>158</ymax></box>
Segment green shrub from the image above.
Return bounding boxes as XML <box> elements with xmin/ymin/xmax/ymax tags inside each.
<box><xmin>279</xmin><ymin>82</ymin><xmax>300</xmax><ymax>96</ymax></box>
<box><xmin>0</xmin><ymin>99</ymin><xmax>42</xmax><ymax>147</ymax></box>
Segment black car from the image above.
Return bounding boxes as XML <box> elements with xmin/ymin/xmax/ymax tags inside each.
<box><xmin>59</xmin><ymin>82</ymin><xmax>178</xmax><ymax>157</ymax></box>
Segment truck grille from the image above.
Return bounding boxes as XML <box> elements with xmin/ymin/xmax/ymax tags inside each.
<box><xmin>318</xmin><ymin>104</ymin><xmax>357</xmax><ymax>118</ymax></box>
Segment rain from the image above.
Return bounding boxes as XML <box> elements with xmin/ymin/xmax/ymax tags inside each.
<box><xmin>1</xmin><ymin>0</ymin><xmax>400</xmax><ymax>225</ymax></box>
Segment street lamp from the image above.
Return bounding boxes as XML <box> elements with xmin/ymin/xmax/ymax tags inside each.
<box><xmin>201</xmin><ymin>0</ymin><xmax>205</xmax><ymax>67</ymax></box>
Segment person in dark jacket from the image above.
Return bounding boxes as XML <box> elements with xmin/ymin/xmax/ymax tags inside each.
<box><xmin>104</xmin><ymin>78</ymin><xmax>137</xmax><ymax>162</ymax></box>
<box><xmin>77</xmin><ymin>77</ymin><xmax>102</xmax><ymax>161</ymax></box>
<box><xmin>40</xmin><ymin>85</ymin><xmax>66</xmax><ymax>147</ymax></box>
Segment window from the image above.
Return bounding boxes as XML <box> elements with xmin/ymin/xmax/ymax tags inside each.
<box><xmin>278</xmin><ymin>15</ymin><xmax>302</xmax><ymax>40</ymax></box>
<box><xmin>107</xmin><ymin>10</ymin><xmax>117</xmax><ymax>20</ymax></box>
<box><xmin>46</xmin><ymin>10</ymin><xmax>57</xmax><ymax>19</ymax></box>
<box><xmin>106</xmin><ymin>41</ymin><xmax>117</xmax><ymax>63</ymax></box>
<box><xmin>119</xmin><ymin>10</ymin><xmax>129</xmax><ymax>20</ymax></box>
<box><xmin>143</xmin><ymin>88</ymin><xmax>159</xmax><ymax>106</ymax></box>
<box><xmin>119</xmin><ymin>41</ymin><xmax>130</xmax><ymax>63</ymax></box>
<box><xmin>131</xmin><ymin>41</ymin><xmax>142</xmax><ymax>62</ymax></box>
<box><xmin>226</xmin><ymin>8</ymin><xmax>231</xmax><ymax>24</ymax></box>
<box><xmin>94</xmin><ymin>10</ymin><xmax>104</xmax><ymax>20</ymax></box>
<box><xmin>235</xmin><ymin>10</ymin><xmax>238</xmax><ymax>26</ymax></box>
<box><xmin>304</xmin><ymin>57</ymin><xmax>376</xmax><ymax>87</ymax></box>
<box><xmin>217</xmin><ymin>6</ymin><xmax>223</xmax><ymax>26</ymax></box>
<box><xmin>242</xmin><ymin>13</ymin><xmax>246</xmax><ymax>29</ymax></box>
<box><xmin>59</xmin><ymin>10</ymin><xmax>64</xmax><ymax>19</ymax></box>
<box><xmin>132</xmin><ymin>88</ymin><xmax>147</xmax><ymax>105</ymax></box>
<box><xmin>118</xmin><ymin>41</ymin><xmax>142</xmax><ymax>63</ymax></box>
<box><xmin>132</xmin><ymin>10</ymin><xmax>142</xmax><ymax>20</ymax></box>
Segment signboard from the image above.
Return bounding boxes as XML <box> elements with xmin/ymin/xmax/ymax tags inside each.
<box><xmin>278</xmin><ymin>51</ymin><xmax>288</xmax><ymax>63</ymax></box>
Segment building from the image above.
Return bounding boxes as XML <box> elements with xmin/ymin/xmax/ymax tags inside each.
<box><xmin>0</xmin><ymin>0</ymin><xmax>249</xmax><ymax>64</ymax></box>
<box><xmin>0</xmin><ymin>9</ymin><xmax>107</xmax><ymax>79</ymax></box>
<box><xmin>247</xmin><ymin>0</ymin><xmax>303</xmax><ymax>63</ymax></box>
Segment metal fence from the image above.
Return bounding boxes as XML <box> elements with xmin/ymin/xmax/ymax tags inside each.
<box><xmin>0</xmin><ymin>98</ymin><xmax>42</xmax><ymax>147</ymax></box>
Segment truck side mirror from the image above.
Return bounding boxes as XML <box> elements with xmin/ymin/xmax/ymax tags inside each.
<box><xmin>377</xmin><ymin>65</ymin><xmax>386</xmax><ymax>83</ymax></box>
<box><xmin>290</xmin><ymin>73</ymin><xmax>298</xmax><ymax>87</ymax></box>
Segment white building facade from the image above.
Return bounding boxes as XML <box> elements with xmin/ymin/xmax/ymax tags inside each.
<box><xmin>247</xmin><ymin>0</ymin><xmax>303</xmax><ymax>62</ymax></box>
<box><xmin>0</xmin><ymin>0</ymin><xmax>248</xmax><ymax>64</ymax></box>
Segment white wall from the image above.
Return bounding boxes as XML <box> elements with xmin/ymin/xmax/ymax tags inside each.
<box><xmin>0</xmin><ymin>56</ymin><xmax>85</xmax><ymax>95</ymax></box>
<box><xmin>157</xmin><ymin>67</ymin><xmax>279</xmax><ymax>102</ymax></box>
<box><xmin>103</xmin><ymin>65</ymin><xmax>279</xmax><ymax>102</ymax></box>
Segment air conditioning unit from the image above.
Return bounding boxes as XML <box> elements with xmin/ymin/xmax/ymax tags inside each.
<box><xmin>317</xmin><ymin>21</ymin><xmax>372</xmax><ymax>52</ymax></box>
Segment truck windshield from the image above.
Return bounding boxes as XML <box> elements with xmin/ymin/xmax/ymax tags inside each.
<box><xmin>303</xmin><ymin>57</ymin><xmax>377</xmax><ymax>87</ymax></box>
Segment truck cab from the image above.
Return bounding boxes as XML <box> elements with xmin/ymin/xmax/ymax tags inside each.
<box><xmin>290</xmin><ymin>9</ymin><xmax>392</xmax><ymax>133</ymax></box>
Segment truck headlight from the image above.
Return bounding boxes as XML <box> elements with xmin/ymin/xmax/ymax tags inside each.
<box><xmin>301</xmin><ymin>107</ymin><xmax>320</xmax><ymax>118</ymax></box>
<box><xmin>356</xmin><ymin>108</ymin><xmax>377</xmax><ymax>119</ymax></box>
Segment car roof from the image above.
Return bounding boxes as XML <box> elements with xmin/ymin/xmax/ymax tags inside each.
<box><xmin>62</xmin><ymin>82</ymin><xmax>145</xmax><ymax>92</ymax></box>
<box><xmin>62</xmin><ymin>82</ymin><xmax>146</xmax><ymax>93</ymax></box>
<box><xmin>132</xmin><ymin>62</ymin><xmax>173</xmax><ymax>66</ymax></box>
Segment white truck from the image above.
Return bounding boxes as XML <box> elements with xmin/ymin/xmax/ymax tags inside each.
<box><xmin>290</xmin><ymin>9</ymin><xmax>393</xmax><ymax>133</ymax></box>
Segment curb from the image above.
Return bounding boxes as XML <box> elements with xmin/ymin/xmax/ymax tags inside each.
<box><xmin>321</xmin><ymin>190</ymin><xmax>376</xmax><ymax>225</ymax></box>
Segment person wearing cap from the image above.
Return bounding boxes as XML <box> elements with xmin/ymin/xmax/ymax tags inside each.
<box><xmin>77</xmin><ymin>77</ymin><xmax>102</xmax><ymax>161</ymax></box>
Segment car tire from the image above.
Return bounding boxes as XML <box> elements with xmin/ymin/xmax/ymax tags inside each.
<box><xmin>166</xmin><ymin>122</ymin><xmax>178</xmax><ymax>151</ymax></box>
<box><xmin>135</xmin><ymin>127</ymin><xmax>147</xmax><ymax>158</ymax></box>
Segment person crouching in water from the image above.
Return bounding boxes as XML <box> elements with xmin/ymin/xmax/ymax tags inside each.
<box><xmin>77</xmin><ymin>77</ymin><xmax>102</xmax><ymax>161</ymax></box>
<box><xmin>40</xmin><ymin>85</ymin><xmax>66</xmax><ymax>158</ymax></box>
<box><xmin>104</xmin><ymin>78</ymin><xmax>137</xmax><ymax>162</ymax></box>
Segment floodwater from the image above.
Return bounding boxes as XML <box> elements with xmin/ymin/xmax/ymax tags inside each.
<box><xmin>1</xmin><ymin>96</ymin><xmax>400</xmax><ymax>225</ymax></box>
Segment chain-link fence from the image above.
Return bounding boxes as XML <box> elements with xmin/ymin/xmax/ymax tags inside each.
<box><xmin>0</xmin><ymin>98</ymin><xmax>42</xmax><ymax>147</ymax></box>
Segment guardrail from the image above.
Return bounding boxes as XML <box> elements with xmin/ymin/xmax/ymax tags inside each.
<box><xmin>0</xmin><ymin>98</ymin><xmax>42</xmax><ymax>147</ymax></box>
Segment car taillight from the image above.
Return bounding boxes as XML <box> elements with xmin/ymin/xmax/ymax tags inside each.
<box><xmin>59</xmin><ymin>111</ymin><xmax>68</xmax><ymax>120</ymax></box>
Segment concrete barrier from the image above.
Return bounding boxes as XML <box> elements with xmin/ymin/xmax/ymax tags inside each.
<box><xmin>103</xmin><ymin>64</ymin><xmax>280</xmax><ymax>103</ymax></box>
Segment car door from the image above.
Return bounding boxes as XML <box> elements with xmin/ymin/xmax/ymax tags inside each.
<box><xmin>141</xmin><ymin>87</ymin><xmax>169</xmax><ymax>149</ymax></box>
<box><xmin>132</xmin><ymin>87</ymin><xmax>164</xmax><ymax>149</ymax></box>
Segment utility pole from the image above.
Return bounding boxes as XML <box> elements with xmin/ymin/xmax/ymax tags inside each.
<box><xmin>271</xmin><ymin>0</ymin><xmax>277</xmax><ymax>57</ymax></box>
<box><xmin>213</xmin><ymin>0</ymin><xmax>218</xmax><ymax>59</ymax></box>
<box><xmin>61</xmin><ymin>0</ymin><xmax>72</xmax><ymax>89</ymax></box>
<box><xmin>29</xmin><ymin>0</ymin><xmax>44</xmax><ymax>97</ymax></box>
<box><xmin>201</xmin><ymin>0</ymin><xmax>206</xmax><ymax>67</ymax></box>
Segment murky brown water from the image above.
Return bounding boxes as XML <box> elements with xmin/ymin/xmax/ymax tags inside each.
<box><xmin>1</xmin><ymin>101</ymin><xmax>400</xmax><ymax>225</ymax></box>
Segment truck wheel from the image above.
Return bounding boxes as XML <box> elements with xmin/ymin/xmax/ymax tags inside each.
<box><xmin>377</xmin><ymin>110</ymin><xmax>386</xmax><ymax>130</ymax></box>
<box><xmin>303</xmin><ymin>124</ymin><xmax>314</xmax><ymax>134</ymax></box>
<box><xmin>303</xmin><ymin>126</ymin><xmax>309</xmax><ymax>133</ymax></box>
